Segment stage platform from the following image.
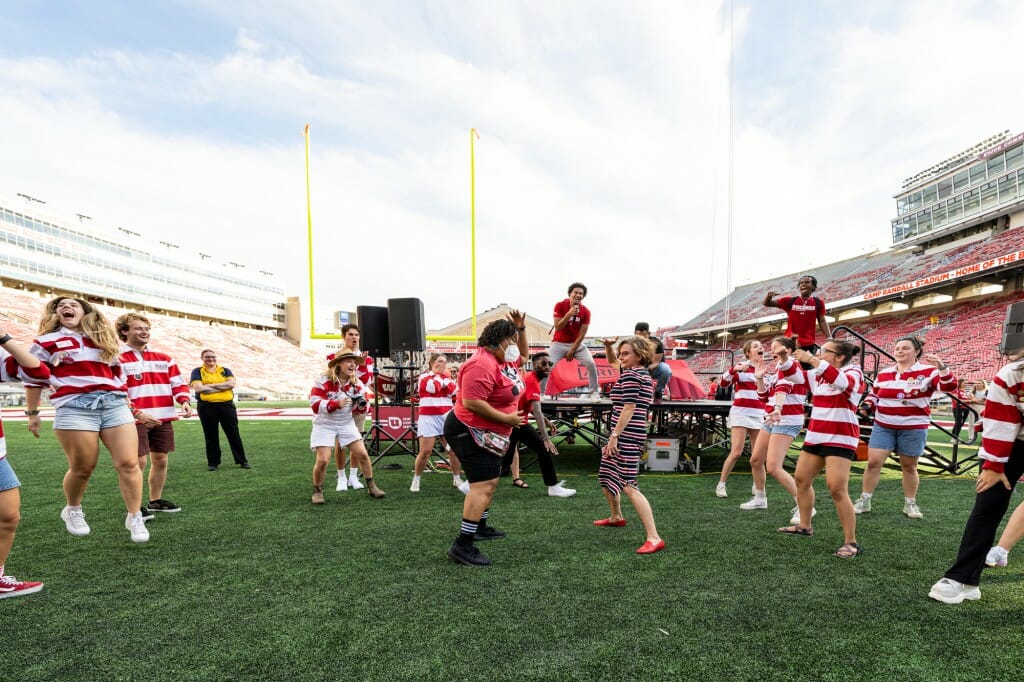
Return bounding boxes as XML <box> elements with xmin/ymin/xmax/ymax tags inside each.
<box><xmin>540</xmin><ymin>398</ymin><xmax>733</xmax><ymax>469</ymax></box>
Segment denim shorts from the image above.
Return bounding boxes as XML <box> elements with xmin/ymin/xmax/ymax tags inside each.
<box><xmin>868</xmin><ymin>423</ymin><xmax>927</xmax><ymax>457</ymax></box>
<box><xmin>53</xmin><ymin>392</ymin><xmax>135</xmax><ymax>432</ymax></box>
<box><xmin>0</xmin><ymin>457</ymin><xmax>21</xmax><ymax>492</ymax></box>
<box><xmin>764</xmin><ymin>422</ymin><xmax>802</xmax><ymax>439</ymax></box>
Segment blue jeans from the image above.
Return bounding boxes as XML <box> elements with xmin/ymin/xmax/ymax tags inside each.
<box><xmin>649</xmin><ymin>362</ymin><xmax>672</xmax><ymax>397</ymax></box>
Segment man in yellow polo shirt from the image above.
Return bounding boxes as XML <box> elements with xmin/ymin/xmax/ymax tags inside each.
<box><xmin>189</xmin><ymin>349</ymin><xmax>250</xmax><ymax>471</ymax></box>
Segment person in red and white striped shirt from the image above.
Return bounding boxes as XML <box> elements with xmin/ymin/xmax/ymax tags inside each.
<box><xmin>715</xmin><ymin>340</ymin><xmax>766</xmax><ymax>498</ymax></box>
<box><xmin>116</xmin><ymin>313</ymin><xmax>192</xmax><ymax>516</ymax></box>
<box><xmin>24</xmin><ymin>297</ymin><xmax>149</xmax><ymax>543</ymax></box>
<box><xmin>930</xmin><ymin>352</ymin><xmax>1024</xmax><ymax>604</ymax></box>
<box><xmin>332</xmin><ymin>324</ymin><xmax>376</xmax><ymax>492</ymax></box>
<box><xmin>854</xmin><ymin>336</ymin><xmax>956</xmax><ymax>519</ymax></box>
<box><xmin>410</xmin><ymin>353</ymin><xmax>466</xmax><ymax>493</ymax></box>
<box><xmin>740</xmin><ymin>336</ymin><xmax>810</xmax><ymax>525</ymax></box>
<box><xmin>0</xmin><ymin>330</ymin><xmax>49</xmax><ymax>599</ymax></box>
<box><xmin>309</xmin><ymin>350</ymin><xmax>385</xmax><ymax>503</ymax></box>
<box><xmin>781</xmin><ymin>340</ymin><xmax>864</xmax><ymax>558</ymax></box>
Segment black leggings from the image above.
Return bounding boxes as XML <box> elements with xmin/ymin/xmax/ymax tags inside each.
<box><xmin>944</xmin><ymin>439</ymin><xmax>1024</xmax><ymax>586</ymax></box>
<box><xmin>500</xmin><ymin>424</ymin><xmax>559</xmax><ymax>486</ymax></box>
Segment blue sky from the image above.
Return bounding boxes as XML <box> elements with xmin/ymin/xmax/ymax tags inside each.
<box><xmin>1</xmin><ymin>1</ymin><xmax>1022</xmax><ymax>336</ymax></box>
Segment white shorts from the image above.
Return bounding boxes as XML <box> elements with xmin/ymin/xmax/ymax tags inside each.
<box><xmin>310</xmin><ymin>423</ymin><xmax>363</xmax><ymax>450</ymax></box>
<box><xmin>417</xmin><ymin>413</ymin><xmax>448</xmax><ymax>438</ymax></box>
<box><xmin>727</xmin><ymin>411</ymin><xmax>764</xmax><ymax>431</ymax></box>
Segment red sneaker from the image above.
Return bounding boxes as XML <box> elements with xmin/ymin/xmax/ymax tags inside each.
<box><xmin>0</xmin><ymin>574</ymin><xmax>44</xmax><ymax>599</ymax></box>
<box><xmin>593</xmin><ymin>518</ymin><xmax>627</xmax><ymax>527</ymax></box>
<box><xmin>636</xmin><ymin>539</ymin><xmax>666</xmax><ymax>554</ymax></box>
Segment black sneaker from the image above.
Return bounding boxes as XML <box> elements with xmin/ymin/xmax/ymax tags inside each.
<box><xmin>207</xmin><ymin>466</ymin><xmax>218</xmax><ymax>471</ymax></box>
<box><xmin>447</xmin><ymin>541</ymin><xmax>492</xmax><ymax>566</ymax></box>
<box><xmin>473</xmin><ymin>525</ymin><xmax>507</xmax><ymax>541</ymax></box>
<box><xmin>148</xmin><ymin>498</ymin><xmax>181</xmax><ymax>513</ymax></box>
<box><xmin>240</xmin><ymin>462</ymin><xmax>252</xmax><ymax>469</ymax></box>
<box><xmin>139</xmin><ymin>506</ymin><xmax>155</xmax><ymax>522</ymax></box>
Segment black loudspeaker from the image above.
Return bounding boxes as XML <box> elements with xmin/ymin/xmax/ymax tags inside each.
<box><xmin>356</xmin><ymin>305</ymin><xmax>390</xmax><ymax>357</ymax></box>
<box><xmin>1000</xmin><ymin>301</ymin><xmax>1024</xmax><ymax>355</ymax></box>
<box><xmin>388</xmin><ymin>298</ymin><xmax>426</xmax><ymax>352</ymax></box>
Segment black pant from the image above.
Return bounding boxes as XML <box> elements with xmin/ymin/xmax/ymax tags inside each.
<box><xmin>500</xmin><ymin>424</ymin><xmax>559</xmax><ymax>487</ymax></box>
<box><xmin>952</xmin><ymin>406</ymin><xmax>969</xmax><ymax>438</ymax></box>
<box><xmin>944</xmin><ymin>439</ymin><xmax>1024</xmax><ymax>586</ymax></box>
<box><xmin>197</xmin><ymin>401</ymin><xmax>248</xmax><ymax>466</ymax></box>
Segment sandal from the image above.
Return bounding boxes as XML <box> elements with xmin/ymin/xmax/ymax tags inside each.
<box><xmin>834</xmin><ymin>542</ymin><xmax>863</xmax><ymax>559</ymax></box>
<box><xmin>512</xmin><ymin>478</ymin><xmax>529</xmax><ymax>489</ymax></box>
<box><xmin>777</xmin><ymin>525</ymin><xmax>813</xmax><ymax>536</ymax></box>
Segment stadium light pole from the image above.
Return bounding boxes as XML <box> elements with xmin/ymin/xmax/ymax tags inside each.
<box><xmin>303</xmin><ymin>123</ymin><xmax>342</xmax><ymax>340</ymax></box>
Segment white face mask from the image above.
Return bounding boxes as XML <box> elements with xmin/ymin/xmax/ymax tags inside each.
<box><xmin>503</xmin><ymin>344</ymin><xmax>520</xmax><ymax>363</ymax></box>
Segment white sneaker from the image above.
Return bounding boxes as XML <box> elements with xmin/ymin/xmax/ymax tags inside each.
<box><xmin>903</xmin><ymin>501</ymin><xmax>923</xmax><ymax>519</ymax></box>
<box><xmin>587</xmin><ymin>391</ymin><xmax>603</xmax><ymax>401</ymax></box>
<box><xmin>60</xmin><ymin>506</ymin><xmax>90</xmax><ymax>537</ymax></box>
<box><xmin>789</xmin><ymin>506</ymin><xmax>817</xmax><ymax>525</ymax></box>
<box><xmin>715</xmin><ymin>482</ymin><xmax>728</xmax><ymax>498</ymax></box>
<box><xmin>986</xmin><ymin>546</ymin><xmax>1009</xmax><ymax>567</ymax></box>
<box><xmin>548</xmin><ymin>481</ymin><xmax>576</xmax><ymax>498</ymax></box>
<box><xmin>928</xmin><ymin>578</ymin><xmax>981</xmax><ymax>604</ymax></box>
<box><xmin>410</xmin><ymin>478</ymin><xmax>421</xmax><ymax>493</ymax></box>
<box><xmin>853</xmin><ymin>496</ymin><xmax>871</xmax><ymax>514</ymax></box>
<box><xmin>349</xmin><ymin>475</ymin><xmax>364</xmax><ymax>491</ymax></box>
<box><xmin>125</xmin><ymin>512</ymin><xmax>150</xmax><ymax>543</ymax></box>
<box><xmin>336</xmin><ymin>472</ymin><xmax>348</xmax><ymax>492</ymax></box>
<box><xmin>457</xmin><ymin>480</ymin><xmax>470</xmax><ymax>495</ymax></box>
<box><xmin>740</xmin><ymin>496</ymin><xmax>767</xmax><ymax>510</ymax></box>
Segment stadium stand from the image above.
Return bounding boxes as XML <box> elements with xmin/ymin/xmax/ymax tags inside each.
<box><xmin>1</xmin><ymin>286</ymin><xmax>327</xmax><ymax>399</ymax></box>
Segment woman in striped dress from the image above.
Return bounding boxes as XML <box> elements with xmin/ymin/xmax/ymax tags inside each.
<box><xmin>24</xmin><ymin>297</ymin><xmax>149</xmax><ymax>543</ymax></box>
<box><xmin>410</xmin><ymin>353</ymin><xmax>464</xmax><ymax>493</ymax></box>
<box><xmin>595</xmin><ymin>336</ymin><xmax>664</xmax><ymax>555</ymax></box>
<box><xmin>781</xmin><ymin>339</ymin><xmax>864</xmax><ymax>558</ymax></box>
<box><xmin>715</xmin><ymin>340</ymin><xmax>766</xmax><ymax>498</ymax></box>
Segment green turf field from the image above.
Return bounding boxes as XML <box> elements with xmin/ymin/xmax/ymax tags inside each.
<box><xmin>2</xmin><ymin>420</ymin><xmax>1022</xmax><ymax>681</ymax></box>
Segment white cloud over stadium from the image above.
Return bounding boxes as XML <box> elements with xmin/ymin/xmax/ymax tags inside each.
<box><xmin>1</xmin><ymin>1</ymin><xmax>1023</xmax><ymax>335</ymax></box>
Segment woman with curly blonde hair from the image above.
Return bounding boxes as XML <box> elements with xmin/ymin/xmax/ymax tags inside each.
<box><xmin>25</xmin><ymin>297</ymin><xmax>149</xmax><ymax>543</ymax></box>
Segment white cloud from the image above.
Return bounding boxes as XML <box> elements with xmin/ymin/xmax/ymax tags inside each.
<box><xmin>2</xmin><ymin>0</ymin><xmax>1021</xmax><ymax>338</ymax></box>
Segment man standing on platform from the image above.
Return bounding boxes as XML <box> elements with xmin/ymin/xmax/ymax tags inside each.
<box><xmin>634</xmin><ymin>322</ymin><xmax>672</xmax><ymax>401</ymax></box>
<box><xmin>333</xmin><ymin>323</ymin><xmax>375</xmax><ymax>491</ymax></box>
<box><xmin>763</xmin><ymin>275</ymin><xmax>830</xmax><ymax>355</ymax></box>
<box><xmin>545</xmin><ymin>282</ymin><xmax>600</xmax><ymax>400</ymax></box>
<box><xmin>190</xmin><ymin>350</ymin><xmax>250</xmax><ymax>471</ymax></box>
<box><xmin>117</xmin><ymin>313</ymin><xmax>192</xmax><ymax>515</ymax></box>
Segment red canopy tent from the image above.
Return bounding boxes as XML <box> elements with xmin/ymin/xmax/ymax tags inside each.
<box><xmin>665</xmin><ymin>360</ymin><xmax>705</xmax><ymax>400</ymax></box>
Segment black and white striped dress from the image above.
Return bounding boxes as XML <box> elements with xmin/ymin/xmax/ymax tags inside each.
<box><xmin>599</xmin><ymin>366</ymin><xmax>653</xmax><ymax>494</ymax></box>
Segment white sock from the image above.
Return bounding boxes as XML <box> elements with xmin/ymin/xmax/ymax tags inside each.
<box><xmin>453</xmin><ymin>474</ymin><xmax>463</xmax><ymax>485</ymax></box>
<box><xmin>412</xmin><ymin>475</ymin><xmax>421</xmax><ymax>484</ymax></box>
<box><xmin>905</xmin><ymin>497</ymin><xmax>916</xmax><ymax>505</ymax></box>
<box><xmin>67</xmin><ymin>504</ymin><xmax>83</xmax><ymax>512</ymax></box>
<box><xmin>755</xmin><ymin>490</ymin><xmax>766</xmax><ymax>498</ymax></box>
<box><xmin>349</xmin><ymin>468</ymin><xmax>359</xmax><ymax>480</ymax></box>
<box><xmin>862</xmin><ymin>492</ymin><xmax>873</xmax><ymax>500</ymax></box>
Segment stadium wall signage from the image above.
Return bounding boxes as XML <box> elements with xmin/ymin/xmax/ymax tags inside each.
<box><xmin>864</xmin><ymin>249</ymin><xmax>1024</xmax><ymax>300</ymax></box>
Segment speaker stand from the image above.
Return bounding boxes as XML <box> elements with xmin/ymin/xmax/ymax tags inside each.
<box><xmin>367</xmin><ymin>353</ymin><xmax>418</xmax><ymax>463</ymax></box>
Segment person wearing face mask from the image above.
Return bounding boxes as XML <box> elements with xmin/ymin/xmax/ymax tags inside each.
<box><xmin>500</xmin><ymin>351</ymin><xmax>576</xmax><ymax>497</ymax></box>
<box><xmin>444</xmin><ymin>313</ymin><xmax>528</xmax><ymax>567</ymax></box>
<box><xmin>854</xmin><ymin>336</ymin><xmax>955</xmax><ymax>519</ymax></box>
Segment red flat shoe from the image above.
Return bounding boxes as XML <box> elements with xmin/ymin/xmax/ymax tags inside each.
<box><xmin>593</xmin><ymin>518</ymin><xmax>627</xmax><ymax>527</ymax></box>
<box><xmin>636</xmin><ymin>539</ymin><xmax>666</xmax><ymax>554</ymax></box>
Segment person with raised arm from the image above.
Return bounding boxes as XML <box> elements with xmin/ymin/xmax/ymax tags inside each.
<box><xmin>594</xmin><ymin>336</ymin><xmax>664</xmax><ymax>554</ymax></box>
<box><xmin>714</xmin><ymin>340</ymin><xmax>766</xmax><ymax>498</ymax></box>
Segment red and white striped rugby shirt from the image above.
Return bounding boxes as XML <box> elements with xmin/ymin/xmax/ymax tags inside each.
<box><xmin>309</xmin><ymin>376</ymin><xmax>369</xmax><ymax>427</ymax></box>
<box><xmin>861</xmin><ymin>362</ymin><xmax>956</xmax><ymax>430</ymax></box>
<box><xmin>119</xmin><ymin>347</ymin><xmax>191</xmax><ymax>422</ymax></box>
<box><xmin>804</xmin><ymin>363</ymin><xmax>864</xmax><ymax>450</ymax></box>
<box><xmin>28</xmin><ymin>328</ymin><xmax>127</xmax><ymax>407</ymax></box>
<box><xmin>977</xmin><ymin>361</ymin><xmax>1024</xmax><ymax>474</ymax></box>
<box><xmin>721</xmin><ymin>362</ymin><xmax>766</xmax><ymax>418</ymax></box>
<box><xmin>417</xmin><ymin>371</ymin><xmax>457</xmax><ymax>416</ymax></box>
<box><xmin>758</xmin><ymin>358</ymin><xmax>808</xmax><ymax>427</ymax></box>
<box><xmin>1</xmin><ymin>350</ymin><xmax>51</xmax><ymax>460</ymax></box>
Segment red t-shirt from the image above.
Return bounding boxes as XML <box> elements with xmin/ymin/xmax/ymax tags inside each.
<box><xmin>552</xmin><ymin>299</ymin><xmax>591</xmax><ymax>343</ymax></box>
<box><xmin>775</xmin><ymin>295</ymin><xmax>824</xmax><ymax>347</ymax></box>
<box><xmin>517</xmin><ymin>371</ymin><xmax>542</xmax><ymax>413</ymax></box>
<box><xmin>453</xmin><ymin>349</ymin><xmax>523</xmax><ymax>436</ymax></box>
